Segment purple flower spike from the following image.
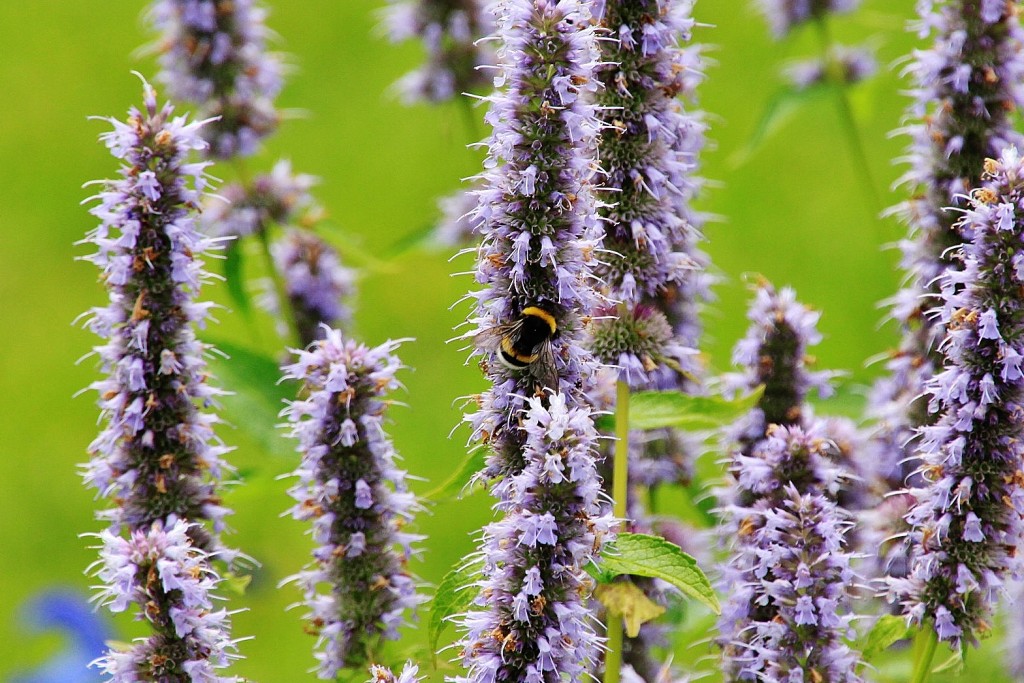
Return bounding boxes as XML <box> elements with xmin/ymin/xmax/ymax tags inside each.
<box><xmin>718</xmin><ymin>427</ymin><xmax>863</xmax><ymax>683</ymax></box>
<box><xmin>461</xmin><ymin>0</ymin><xmax>603</xmax><ymax>481</ymax></box>
<box><xmin>455</xmin><ymin>393</ymin><xmax>614</xmax><ymax>683</ymax></box>
<box><xmin>271</xmin><ymin>230</ymin><xmax>356</xmax><ymax>346</ymax></box>
<box><xmin>383</xmin><ymin>0</ymin><xmax>495</xmax><ymax>103</ymax></box>
<box><xmin>149</xmin><ymin>0</ymin><xmax>284</xmax><ymax>158</ymax></box>
<box><xmin>81</xmin><ymin>81</ymin><xmax>234</xmax><ymax>554</ymax></box>
<box><xmin>453</xmin><ymin>2</ymin><xmax>614</xmax><ymax>682</ymax></box>
<box><xmin>282</xmin><ymin>330</ymin><xmax>423</xmax><ymax>677</ymax></box>
<box><xmin>869</xmin><ymin>0</ymin><xmax>1024</xmax><ymax>491</ymax></box>
<box><xmin>590</xmin><ymin>0</ymin><xmax>710</xmax><ymax>388</ymax></box>
<box><xmin>755</xmin><ymin>0</ymin><xmax>859</xmax><ymax>38</ymax></box>
<box><xmin>889</xmin><ymin>149</ymin><xmax>1024</xmax><ymax>648</ymax></box>
<box><xmin>723</xmin><ymin>281</ymin><xmax>834</xmax><ymax>454</ymax></box>
<box><xmin>88</xmin><ymin>518</ymin><xmax>241</xmax><ymax>682</ymax></box>
<box><xmin>201</xmin><ymin>160</ymin><xmax>318</xmax><ymax>240</ymax></box>
<box><xmin>80</xmin><ymin>81</ymin><xmax>243</xmax><ymax>681</ymax></box>
<box><xmin>783</xmin><ymin>43</ymin><xmax>877</xmax><ymax>91</ymax></box>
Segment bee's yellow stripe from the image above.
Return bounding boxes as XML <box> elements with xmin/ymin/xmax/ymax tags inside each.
<box><xmin>501</xmin><ymin>336</ymin><xmax>538</xmax><ymax>364</ymax></box>
<box><xmin>521</xmin><ymin>306</ymin><xmax>557</xmax><ymax>334</ymax></box>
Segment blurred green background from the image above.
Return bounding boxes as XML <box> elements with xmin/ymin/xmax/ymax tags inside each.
<box><xmin>1</xmin><ymin>0</ymin><xmax>1015</xmax><ymax>681</ymax></box>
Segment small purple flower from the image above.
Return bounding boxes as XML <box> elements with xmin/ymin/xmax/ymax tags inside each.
<box><xmin>81</xmin><ymin>81</ymin><xmax>233</xmax><ymax>553</ymax></box>
<box><xmin>455</xmin><ymin>393</ymin><xmax>614</xmax><ymax>683</ymax></box>
<box><xmin>723</xmin><ymin>281</ymin><xmax>834</xmax><ymax>455</ymax></box>
<box><xmin>201</xmin><ymin>159</ymin><xmax>318</xmax><ymax>239</ymax></box>
<box><xmin>88</xmin><ymin>518</ymin><xmax>241</xmax><ymax>682</ymax></box>
<box><xmin>282</xmin><ymin>330</ymin><xmax>423</xmax><ymax>677</ymax></box>
<box><xmin>889</xmin><ymin>149</ymin><xmax>1024</xmax><ymax>648</ymax></box>
<box><xmin>149</xmin><ymin>0</ymin><xmax>284</xmax><ymax>157</ymax></box>
<box><xmin>783</xmin><ymin>43</ymin><xmax>877</xmax><ymax>91</ymax></box>
<box><xmin>383</xmin><ymin>0</ymin><xmax>494</xmax><ymax>103</ymax></box>
<box><xmin>717</xmin><ymin>429</ymin><xmax>863</xmax><ymax>683</ymax></box>
<box><xmin>368</xmin><ymin>661</ymin><xmax>423</xmax><ymax>683</ymax></box>
<box><xmin>869</xmin><ymin>0</ymin><xmax>1024</xmax><ymax>492</ymax></box>
<box><xmin>755</xmin><ymin>0</ymin><xmax>859</xmax><ymax>38</ymax></box>
<box><xmin>270</xmin><ymin>229</ymin><xmax>356</xmax><ymax>346</ymax></box>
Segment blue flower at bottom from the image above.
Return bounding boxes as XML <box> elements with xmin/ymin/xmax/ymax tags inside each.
<box><xmin>11</xmin><ymin>589</ymin><xmax>113</xmax><ymax>683</ymax></box>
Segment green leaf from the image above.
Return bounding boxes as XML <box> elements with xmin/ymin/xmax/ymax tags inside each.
<box><xmin>730</xmin><ymin>84</ymin><xmax>836</xmax><ymax>168</ymax></box>
<box><xmin>596</xmin><ymin>533</ymin><xmax>720</xmax><ymax>615</ymax></box>
<box><xmin>595</xmin><ymin>387</ymin><xmax>764</xmax><ymax>432</ymax></box>
<box><xmin>221</xmin><ymin>570</ymin><xmax>252</xmax><ymax>597</ymax></box>
<box><xmin>222</xmin><ymin>242</ymin><xmax>252</xmax><ymax>320</ymax></box>
<box><xmin>594</xmin><ymin>580</ymin><xmax>667</xmax><ymax>638</ymax></box>
<box><xmin>428</xmin><ymin>560</ymin><xmax>482</xmax><ymax>658</ymax></box>
<box><xmin>206</xmin><ymin>339</ymin><xmax>294</xmax><ymax>458</ymax></box>
<box><xmin>424</xmin><ymin>448</ymin><xmax>487</xmax><ymax>502</ymax></box>
<box><xmin>860</xmin><ymin>614</ymin><xmax>914</xmax><ymax>662</ymax></box>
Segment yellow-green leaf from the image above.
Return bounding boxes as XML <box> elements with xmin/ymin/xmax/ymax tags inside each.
<box><xmin>594</xmin><ymin>580</ymin><xmax>666</xmax><ymax>638</ymax></box>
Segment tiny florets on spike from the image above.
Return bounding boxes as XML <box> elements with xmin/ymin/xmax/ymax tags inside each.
<box><xmin>271</xmin><ymin>230</ymin><xmax>356</xmax><ymax>346</ymax></box>
<box><xmin>149</xmin><ymin>0</ymin><xmax>284</xmax><ymax>157</ymax></box>
<box><xmin>782</xmin><ymin>43</ymin><xmax>877</xmax><ymax>91</ymax></box>
<box><xmin>368</xmin><ymin>661</ymin><xmax>424</xmax><ymax>683</ymax></box>
<box><xmin>889</xmin><ymin>148</ymin><xmax>1024</xmax><ymax>648</ymax></box>
<box><xmin>755</xmin><ymin>0</ymin><xmax>859</xmax><ymax>38</ymax></box>
<box><xmin>201</xmin><ymin>160</ymin><xmax>318</xmax><ymax>239</ymax></box>
<box><xmin>455</xmin><ymin>393</ymin><xmax>614</xmax><ymax>683</ymax></box>
<box><xmin>80</xmin><ymin>80</ymin><xmax>243</xmax><ymax>681</ymax></box>
<box><xmin>868</xmin><ymin>0</ymin><xmax>1024</xmax><ymax>492</ymax></box>
<box><xmin>461</xmin><ymin>0</ymin><xmax>604</xmax><ymax>481</ymax></box>
<box><xmin>383</xmin><ymin>0</ymin><xmax>495</xmax><ymax>103</ymax></box>
<box><xmin>81</xmin><ymin>80</ymin><xmax>233</xmax><ymax>553</ymax></box>
<box><xmin>88</xmin><ymin>518</ymin><xmax>242</xmax><ymax>682</ymax></box>
<box><xmin>282</xmin><ymin>329</ymin><xmax>423</xmax><ymax>677</ymax></box>
<box><xmin>723</xmin><ymin>281</ymin><xmax>834</xmax><ymax>454</ymax></box>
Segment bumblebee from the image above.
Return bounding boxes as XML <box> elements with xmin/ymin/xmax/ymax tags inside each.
<box><xmin>475</xmin><ymin>305</ymin><xmax>559</xmax><ymax>389</ymax></box>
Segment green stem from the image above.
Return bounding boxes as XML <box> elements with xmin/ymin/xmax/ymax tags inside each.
<box><xmin>603</xmin><ymin>379</ymin><xmax>631</xmax><ymax>683</ymax></box>
<box><xmin>910</xmin><ymin>625</ymin><xmax>939</xmax><ymax>683</ymax></box>
<box><xmin>813</xmin><ymin>16</ymin><xmax>882</xmax><ymax>216</ymax></box>
<box><xmin>231</xmin><ymin>159</ymin><xmax>302</xmax><ymax>348</ymax></box>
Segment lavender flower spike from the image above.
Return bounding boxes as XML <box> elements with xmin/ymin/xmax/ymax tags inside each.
<box><xmin>755</xmin><ymin>0</ymin><xmax>859</xmax><ymax>37</ymax></box>
<box><xmin>454</xmin><ymin>2</ymin><xmax>613</xmax><ymax>682</ymax></box>
<box><xmin>589</xmin><ymin>0</ymin><xmax>710</xmax><ymax>391</ymax></box>
<box><xmin>383</xmin><ymin>0</ymin><xmax>494</xmax><ymax>103</ymax></box>
<box><xmin>80</xmin><ymin>81</ymin><xmax>240</xmax><ymax>679</ymax></box>
<box><xmin>462</xmin><ymin>0</ymin><xmax>603</xmax><ymax>481</ymax></box>
<box><xmin>149</xmin><ymin>0</ymin><xmax>284</xmax><ymax>158</ymax></box>
<box><xmin>457</xmin><ymin>393</ymin><xmax>614</xmax><ymax>683</ymax></box>
<box><xmin>282</xmin><ymin>329</ymin><xmax>423</xmax><ymax>678</ymax></box>
<box><xmin>889</xmin><ymin>149</ymin><xmax>1024</xmax><ymax>648</ymax></box>
<box><xmin>88</xmin><ymin>518</ymin><xmax>241</xmax><ymax>681</ymax></box>
<box><xmin>868</xmin><ymin>0</ymin><xmax>1024</xmax><ymax>490</ymax></box>
<box><xmin>272</xmin><ymin>230</ymin><xmax>356</xmax><ymax>346</ymax></box>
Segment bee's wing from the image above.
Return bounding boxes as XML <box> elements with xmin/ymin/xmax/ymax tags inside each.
<box><xmin>473</xmin><ymin>318</ymin><xmax>522</xmax><ymax>353</ymax></box>
<box><xmin>530</xmin><ymin>339</ymin><xmax>559</xmax><ymax>390</ymax></box>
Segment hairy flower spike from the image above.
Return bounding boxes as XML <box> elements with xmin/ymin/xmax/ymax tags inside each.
<box><xmin>201</xmin><ymin>160</ymin><xmax>318</xmax><ymax>239</ymax></box>
<box><xmin>368</xmin><ymin>662</ymin><xmax>424</xmax><ymax>683</ymax></box>
<box><xmin>149</xmin><ymin>0</ymin><xmax>284</xmax><ymax>158</ymax></box>
<box><xmin>384</xmin><ymin>0</ymin><xmax>494</xmax><ymax>103</ymax></box>
<box><xmin>889</xmin><ymin>148</ymin><xmax>1024</xmax><ymax>648</ymax></box>
<box><xmin>755</xmin><ymin>0</ymin><xmax>859</xmax><ymax>37</ymax></box>
<box><xmin>724</xmin><ymin>281</ymin><xmax>834</xmax><ymax>455</ymax></box>
<box><xmin>592</xmin><ymin>0</ymin><xmax>709</xmax><ymax>385</ymax></box>
<box><xmin>282</xmin><ymin>330</ymin><xmax>423</xmax><ymax>677</ymax></box>
<box><xmin>869</xmin><ymin>0</ymin><xmax>1024</xmax><ymax>490</ymax></box>
<box><xmin>454</xmin><ymin>2</ymin><xmax>613</xmax><ymax>683</ymax></box>
<box><xmin>272</xmin><ymin>230</ymin><xmax>356</xmax><ymax>347</ymax></box>
<box><xmin>783</xmin><ymin>43</ymin><xmax>877</xmax><ymax>91</ymax></box>
<box><xmin>80</xmin><ymin>82</ymin><xmax>241</xmax><ymax>680</ymax></box>
<box><xmin>88</xmin><ymin>519</ymin><xmax>241</xmax><ymax>681</ymax></box>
